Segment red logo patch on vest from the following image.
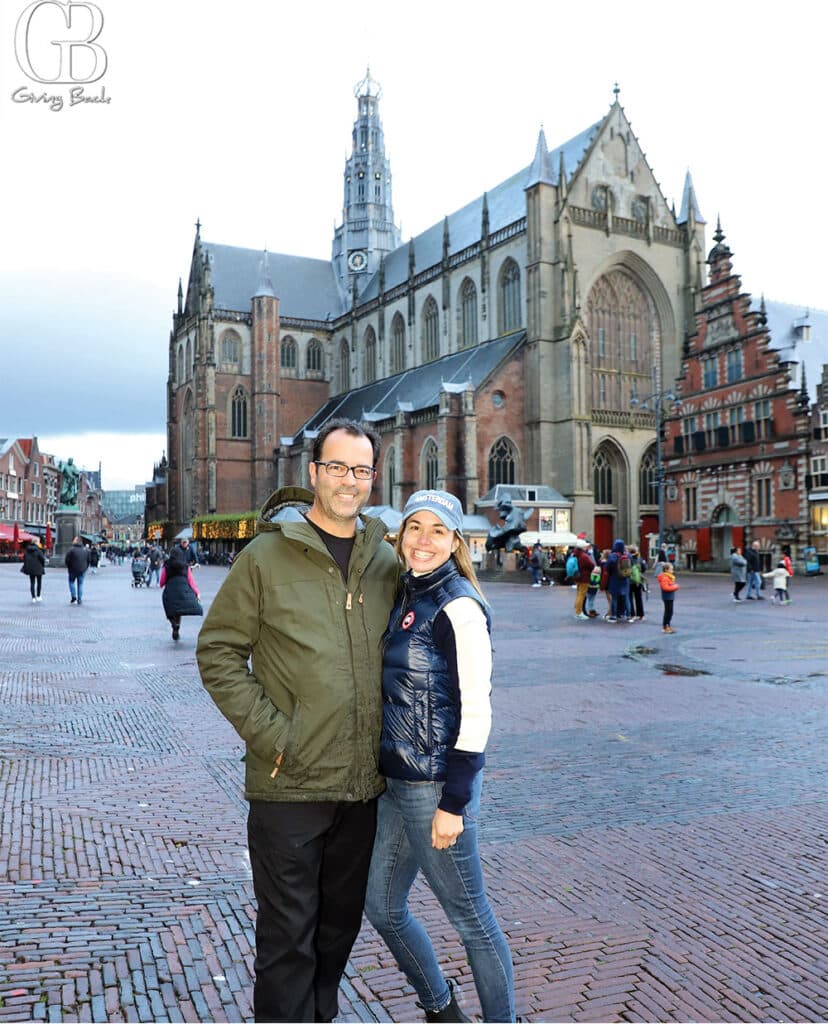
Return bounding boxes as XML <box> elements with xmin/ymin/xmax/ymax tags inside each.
<box><xmin>401</xmin><ymin>611</ymin><xmax>415</xmax><ymax>630</ymax></box>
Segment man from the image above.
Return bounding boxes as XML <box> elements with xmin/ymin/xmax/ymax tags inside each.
<box><xmin>744</xmin><ymin>540</ymin><xmax>764</xmax><ymax>600</ymax></box>
<box><xmin>572</xmin><ymin>538</ymin><xmax>595</xmax><ymax>619</ymax></box>
<box><xmin>529</xmin><ymin>541</ymin><xmax>544</xmax><ymax>586</ymax></box>
<box><xmin>196</xmin><ymin>419</ymin><xmax>399</xmax><ymax>1023</ymax></box>
<box><xmin>174</xmin><ymin>536</ymin><xmax>197</xmax><ymax>567</ymax></box>
<box><xmin>146</xmin><ymin>544</ymin><xmax>163</xmax><ymax>587</ymax></box>
<box><xmin>64</xmin><ymin>536</ymin><xmax>90</xmax><ymax>605</ymax></box>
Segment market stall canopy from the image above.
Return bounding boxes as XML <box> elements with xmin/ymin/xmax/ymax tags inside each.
<box><xmin>0</xmin><ymin>525</ymin><xmax>35</xmax><ymax>542</ymax></box>
<box><xmin>519</xmin><ymin>530</ymin><xmax>579</xmax><ymax>547</ymax></box>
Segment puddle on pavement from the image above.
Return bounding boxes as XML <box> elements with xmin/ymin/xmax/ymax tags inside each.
<box><xmin>627</xmin><ymin>645</ymin><xmax>658</xmax><ymax>656</ymax></box>
<box><xmin>657</xmin><ymin>663</ymin><xmax>711</xmax><ymax>677</ymax></box>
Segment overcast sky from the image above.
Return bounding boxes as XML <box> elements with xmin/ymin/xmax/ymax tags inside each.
<box><xmin>0</xmin><ymin>0</ymin><xmax>825</xmax><ymax>490</ymax></box>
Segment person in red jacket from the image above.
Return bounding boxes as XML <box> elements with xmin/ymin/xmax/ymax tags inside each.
<box><xmin>573</xmin><ymin>538</ymin><xmax>595</xmax><ymax>620</ymax></box>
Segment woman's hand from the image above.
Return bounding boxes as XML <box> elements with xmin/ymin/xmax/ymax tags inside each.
<box><xmin>431</xmin><ymin>808</ymin><xmax>463</xmax><ymax>850</ymax></box>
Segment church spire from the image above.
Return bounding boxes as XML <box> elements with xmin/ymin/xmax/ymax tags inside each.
<box><xmin>525</xmin><ymin>125</ymin><xmax>554</xmax><ymax>188</ymax></box>
<box><xmin>253</xmin><ymin>249</ymin><xmax>277</xmax><ymax>298</ymax></box>
<box><xmin>332</xmin><ymin>68</ymin><xmax>402</xmax><ymax>300</ymax></box>
<box><xmin>678</xmin><ymin>170</ymin><xmax>705</xmax><ymax>225</ymax></box>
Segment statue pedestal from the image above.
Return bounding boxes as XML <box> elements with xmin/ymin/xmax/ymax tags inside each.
<box><xmin>55</xmin><ymin>507</ymin><xmax>82</xmax><ymax>560</ymax></box>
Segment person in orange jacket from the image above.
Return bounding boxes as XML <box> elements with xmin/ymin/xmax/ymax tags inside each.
<box><xmin>656</xmin><ymin>562</ymin><xmax>679</xmax><ymax>634</ymax></box>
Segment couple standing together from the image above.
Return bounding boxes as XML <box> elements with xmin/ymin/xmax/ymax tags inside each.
<box><xmin>197</xmin><ymin>419</ymin><xmax>514</xmax><ymax>1023</ymax></box>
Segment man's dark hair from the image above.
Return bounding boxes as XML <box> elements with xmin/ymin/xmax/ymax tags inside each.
<box><xmin>312</xmin><ymin>418</ymin><xmax>381</xmax><ymax>465</ymax></box>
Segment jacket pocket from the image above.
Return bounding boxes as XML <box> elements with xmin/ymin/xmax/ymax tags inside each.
<box><xmin>274</xmin><ymin>699</ymin><xmax>309</xmax><ymax>785</ymax></box>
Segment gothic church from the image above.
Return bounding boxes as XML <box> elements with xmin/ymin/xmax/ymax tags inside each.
<box><xmin>167</xmin><ymin>71</ymin><xmax>709</xmax><ymax>551</ymax></box>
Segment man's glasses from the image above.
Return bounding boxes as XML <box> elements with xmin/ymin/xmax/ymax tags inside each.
<box><xmin>314</xmin><ymin>460</ymin><xmax>376</xmax><ymax>481</ymax></box>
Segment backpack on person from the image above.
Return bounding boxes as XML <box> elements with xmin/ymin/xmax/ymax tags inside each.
<box><xmin>630</xmin><ymin>560</ymin><xmax>642</xmax><ymax>585</ymax></box>
<box><xmin>589</xmin><ymin>566</ymin><xmax>601</xmax><ymax>588</ymax></box>
<box><xmin>618</xmin><ymin>553</ymin><xmax>632</xmax><ymax>578</ymax></box>
<box><xmin>565</xmin><ymin>553</ymin><xmax>578</xmax><ymax>580</ymax></box>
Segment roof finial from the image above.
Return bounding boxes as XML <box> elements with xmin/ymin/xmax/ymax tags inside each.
<box><xmin>613</xmin><ymin>82</ymin><xmax>620</xmax><ymax>102</ymax></box>
<box><xmin>713</xmin><ymin>215</ymin><xmax>724</xmax><ymax>244</ymax></box>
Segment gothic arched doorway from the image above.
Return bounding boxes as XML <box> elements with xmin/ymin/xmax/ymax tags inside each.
<box><xmin>592</xmin><ymin>441</ymin><xmax>628</xmax><ymax>549</ymax></box>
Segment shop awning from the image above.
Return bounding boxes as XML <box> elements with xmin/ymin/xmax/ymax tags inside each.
<box><xmin>0</xmin><ymin>524</ymin><xmax>35</xmax><ymax>543</ymax></box>
<box><xmin>519</xmin><ymin>530</ymin><xmax>580</xmax><ymax>548</ymax></box>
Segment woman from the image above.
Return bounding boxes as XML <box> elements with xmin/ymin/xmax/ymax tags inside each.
<box><xmin>730</xmin><ymin>545</ymin><xmax>747</xmax><ymax>602</ymax></box>
<box><xmin>160</xmin><ymin>547</ymin><xmax>202</xmax><ymax>640</ymax></box>
<box><xmin>22</xmin><ymin>539</ymin><xmax>46</xmax><ymax>602</ymax></box>
<box><xmin>365</xmin><ymin>490</ymin><xmax>515</xmax><ymax>1023</ymax></box>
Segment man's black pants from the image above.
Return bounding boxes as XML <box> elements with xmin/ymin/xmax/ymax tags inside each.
<box><xmin>247</xmin><ymin>798</ymin><xmax>378</xmax><ymax>1023</ymax></box>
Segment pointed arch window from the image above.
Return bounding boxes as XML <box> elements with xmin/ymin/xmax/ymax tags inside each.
<box><xmin>499</xmin><ymin>259</ymin><xmax>521</xmax><ymax>333</ymax></box>
<box><xmin>390</xmin><ymin>314</ymin><xmax>406</xmax><ymax>375</ymax></box>
<box><xmin>487</xmin><ymin>436</ymin><xmax>517</xmax><ymax>490</ymax></box>
<box><xmin>593</xmin><ymin>449</ymin><xmax>613</xmax><ymax>505</ymax></box>
<box><xmin>306</xmin><ymin>338</ymin><xmax>323</xmax><ymax>377</ymax></box>
<box><xmin>423</xmin><ymin>439</ymin><xmax>439</xmax><ymax>490</ymax></box>
<box><xmin>221</xmin><ymin>331</ymin><xmax>240</xmax><ymax>367</ymax></box>
<box><xmin>338</xmin><ymin>338</ymin><xmax>350</xmax><ymax>393</ymax></box>
<box><xmin>231</xmin><ymin>385</ymin><xmax>248</xmax><ymax>439</ymax></box>
<box><xmin>460</xmin><ymin>278</ymin><xmax>478</xmax><ymax>349</ymax></box>
<box><xmin>185</xmin><ymin>338</ymin><xmax>192</xmax><ymax>378</ymax></box>
<box><xmin>364</xmin><ymin>327</ymin><xmax>377</xmax><ymax>383</ymax></box>
<box><xmin>639</xmin><ymin>448</ymin><xmax>657</xmax><ymax>506</ymax></box>
<box><xmin>177</xmin><ymin>345</ymin><xmax>184</xmax><ymax>384</ymax></box>
<box><xmin>280</xmin><ymin>336</ymin><xmax>297</xmax><ymax>375</ymax></box>
<box><xmin>422</xmin><ymin>296</ymin><xmax>439</xmax><ymax>362</ymax></box>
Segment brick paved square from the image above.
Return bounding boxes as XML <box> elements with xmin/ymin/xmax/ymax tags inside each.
<box><xmin>0</xmin><ymin>562</ymin><xmax>826</xmax><ymax>1022</ymax></box>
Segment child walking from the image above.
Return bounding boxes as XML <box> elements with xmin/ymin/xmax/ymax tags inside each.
<box><xmin>762</xmin><ymin>562</ymin><xmax>791</xmax><ymax>605</ymax></box>
<box><xmin>656</xmin><ymin>561</ymin><xmax>679</xmax><ymax>633</ymax></box>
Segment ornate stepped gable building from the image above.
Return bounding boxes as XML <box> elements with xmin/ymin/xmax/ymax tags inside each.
<box><xmin>662</xmin><ymin>224</ymin><xmax>812</xmax><ymax>567</ymax></box>
<box><xmin>167</xmin><ymin>72</ymin><xmax>712</xmax><ymax>548</ymax></box>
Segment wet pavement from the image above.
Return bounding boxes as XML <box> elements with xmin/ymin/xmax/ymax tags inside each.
<box><xmin>1</xmin><ymin>560</ymin><xmax>826</xmax><ymax>1022</ymax></box>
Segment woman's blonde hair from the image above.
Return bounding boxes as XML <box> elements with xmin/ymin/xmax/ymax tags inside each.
<box><xmin>395</xmin><ymin>522</ymin><xmax>487</xmax><ymax>603</ymax></box>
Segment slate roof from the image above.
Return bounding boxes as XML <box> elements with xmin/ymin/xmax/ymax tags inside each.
<box><xmin>202</xmin><ymin>242</ymin><xmax>346</xmax><ymax>321</ymax></box>
<box><xmin>293</xmin><ymin>330</ymin><xmax>526</xmax><ymax>439</ymax></box>
<box><xmin>754</xmin><ymin>298</ymin><xmax>828</xmax><ymax>400</ymax></box>
<box><xmin>358</xmin><ymin>121</ymin><xmax>602</xmax><ymax>302</ymax></box>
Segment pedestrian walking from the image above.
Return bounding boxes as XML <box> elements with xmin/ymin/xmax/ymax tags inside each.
<box><xmin>64</xmin><ymin>536</ymin><xmax>90</xmax><ymax>605</ymax></box>
<box><xmin>21</xmin><ymin>539</ymin><xmax>46</xmax><ymax>602</ymax></box>
<box><xmin>781</xmin><ymin>547</ymin><xmax>794</xmax><ymax>601</ymax></box>
<box><xmin>146</xmin><ymin>544</ymin><xmax>163</xmax><ymax>587</ymax></box>
<box><xmin>730</xmin><ymin>546</ymin><xmax>747</xmax><ymax>601</ymax></box>
<box><xmin>529</xmin><ymin>541</ymin><xmax>544</xmax><ymax>587</ymax></box>
<box><xmin>657</xmin><ymin>561</ymin><xmax>679</xmax><ymax>632</ymax></box>
<box><xmin>160</xmin><ymin>547</ymin><xmax>202</xmax><ymax>640</ymax></box>
<box><xmin>196</xmin><ymin>419</ymin><xmax>399</xmax><ymax>1024</ymax></box>
<box><xmin>364</xmin><ymin>489</ymin><xmax>515</xmax><ymax>1024</ymax></box>
<box><xmin>763</xmin><ymin>562</ymin><xmax>792</xmax><ymax>605</ymax></box>
<box><xmin>744</xmin><ymin>540</ymin><xmax>764</xmax><ymax>600</ymax></box>
<box><xmin>89</xmin><ymin>544</ymin><xmax>100</xmax><ymax>574</ymax></box>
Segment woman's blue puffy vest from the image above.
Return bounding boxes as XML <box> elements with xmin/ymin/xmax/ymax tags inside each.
<box><xmin>379</xmin><ymin>558</ymin><xmax>490</xmax><ymax>781</ymax></box>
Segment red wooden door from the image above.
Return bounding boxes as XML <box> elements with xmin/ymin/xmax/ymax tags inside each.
<box><xmin>593</xmin><ymin>514</ymin><xmax>614</xmax><ymax>552</ymax></box>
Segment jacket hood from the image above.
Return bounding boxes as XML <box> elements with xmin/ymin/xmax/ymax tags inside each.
<box><xmin>257</xmin><ymin>485</ymin><xmax>315</xmax><ymax>532</ymax></box>
<box><xmin>256</xmin><ymin>485</ymin><xmax>390</xmax><ymax>543</ymax></box>
<box><xmin>612</xmin><ymin>539</ymin><xmax>625</xmax><ymax>553</ymax></box>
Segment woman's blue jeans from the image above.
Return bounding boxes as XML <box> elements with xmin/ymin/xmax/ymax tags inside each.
<box><xmin>364</xmin><ymin>773</ymin><xmax>515</xmax><ymax>1022</ymax></box>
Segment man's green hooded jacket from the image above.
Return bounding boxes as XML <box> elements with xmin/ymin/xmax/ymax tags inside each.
<box><xmin>196</xmin><ymin>486</ymin><xmax>399</xmax><ymax>802</ymax></box>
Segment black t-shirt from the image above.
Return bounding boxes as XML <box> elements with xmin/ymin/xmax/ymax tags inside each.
<box><xmin>305</xmin><ymin>516</ymin><xmax>355</xmax><ymax>582</ymax></box>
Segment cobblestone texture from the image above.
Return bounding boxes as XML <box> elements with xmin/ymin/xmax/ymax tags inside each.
<box><xmin>0</xmin><ymin>562</ymin><xmax>826</xmax><ymax>1022</ymax></box>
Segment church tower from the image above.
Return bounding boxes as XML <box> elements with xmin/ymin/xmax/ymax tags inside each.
<box><xmin>332</xmin><ymin>68</ymin><xmax>401</xmax><ymax>301</ymax></box>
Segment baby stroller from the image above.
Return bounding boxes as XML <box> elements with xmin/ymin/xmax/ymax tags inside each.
<box><xmin>131</xmin><ymin>556</ymin><xmax>149</xmax><ymax>588</ymax></box>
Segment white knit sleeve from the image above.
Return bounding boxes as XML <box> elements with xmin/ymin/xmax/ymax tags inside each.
<box><xmin>442</xmin><ymin>596</ymin><xmax>492</xmax><ymax>753</ymax></box>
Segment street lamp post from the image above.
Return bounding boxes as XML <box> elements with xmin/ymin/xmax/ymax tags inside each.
<box><xmin>631</xmin><ymin>366</ymin><xmax>681</xmax><ymax>558</ymax></box>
